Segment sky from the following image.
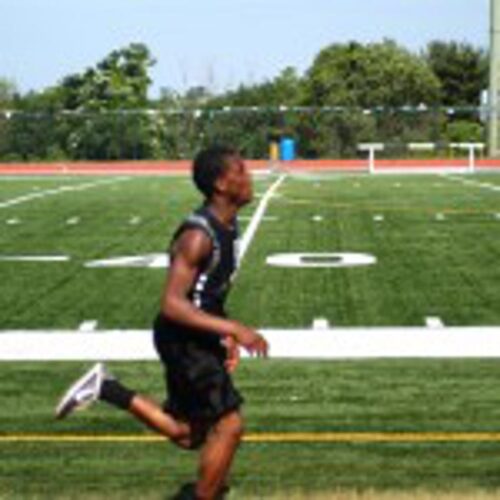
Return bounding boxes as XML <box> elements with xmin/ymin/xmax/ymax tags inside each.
<box><xmin>1</xmin><ymin>0</ymin><xmax>490</xmax><ymax>98</ymax></box>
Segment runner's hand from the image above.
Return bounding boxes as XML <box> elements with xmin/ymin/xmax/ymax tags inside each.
<box><xmin>232</xmin><ymin>324</ymin><xmax>269</xmax><ymax>357</ymax></box>
<box><xmin>222</xmin><ymin>335</ymin><xmax>240</xmax><ymax>373</ymax></box>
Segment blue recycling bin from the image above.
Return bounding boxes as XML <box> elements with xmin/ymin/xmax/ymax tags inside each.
<box><xmin>279</xmin><ymin>137</ymin><xmax>295</xmax><ymax>161</ymax></box>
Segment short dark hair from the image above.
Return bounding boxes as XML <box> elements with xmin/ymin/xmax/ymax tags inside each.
<box><xmin>192</xmin><ymin>145</ymin><xmax>238</xmax><ymax>198</ymax></box>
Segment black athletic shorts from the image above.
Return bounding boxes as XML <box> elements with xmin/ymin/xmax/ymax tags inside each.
<box><xmin>153</xmin><ymin>315</ymin><xmax>243</xmax><ymax>430</ymax></box>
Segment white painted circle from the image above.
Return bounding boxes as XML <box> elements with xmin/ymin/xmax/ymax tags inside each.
<box><xmin>266</xmin><ymin>253</ymin><xmax>377</xmax><ymax>268</ymax></box>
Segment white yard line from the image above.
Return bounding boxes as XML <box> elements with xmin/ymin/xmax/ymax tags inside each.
<box><xmin>78</xmin><ymin>320</ymin><xmax>98</xmax><ymax>333</ymax></box>
<box><xmin>238</xmin><ymin>215</ymin><xmax>278</xmax><ymax>222</ymax></box>
<box><xmin>312</xmin><ymin>318</ymin><xmax>331</xmax><ymax>329</ymax></box>
<box><xmin>425</xmin><ymin>316</ymin><xmax>445</xmax><ymax>328</ymax></box>
<box><xmin>0</xmin><ymin>255</ymin><xmax>69</xmax><ymax>263</ymax></box>
<box><xmin>0</xmin><ymin>176</ymin><xmax>83</xmax><ymax>181</ymax></box>
<box><xmin>445</xmin><ymin>174</ymin><xmax>500</xmax><ymax>193</ymax></box>
<box><xmin>238</xmin><ymin>174</ymin><xmax>286</xmax><ymax>263</ymax></box>
<box><xmin>3</xmin><ymin>326</ymin><xmax>500</xmax><ymax>360</ymax></box>
<box><xmin>0</xmin><ymin>177</ymin><xmax>130</xmax><ymax>209</ymax></box>
<box><xmin>66</xmin><ymin>217</ymin><xmax>80</xmax><ymax>226</ymax></box>
<box><xmin>129</xmin><ymin>216</ymin><xmax>141</xmax><ymax>225</ymax></box>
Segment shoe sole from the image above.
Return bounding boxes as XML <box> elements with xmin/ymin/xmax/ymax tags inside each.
<box><xmin>55</xmin><ymin>362</ymin><xmax>103</xmax><ymax>420</ymax></box>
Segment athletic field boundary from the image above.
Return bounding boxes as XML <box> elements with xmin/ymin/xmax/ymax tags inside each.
<box><xmin>238</xmin><ymin>173</ymin><xmax>286</xmax><ymax>263</ymax></box>
<box><xmin>2</xmin><ymin>326</ymin><xmax>500</xmax><ymax>361</ymax></box>
<box><xmin>0</xmin><ymin>176</ymin><xmax>130</xmax><ymax>209</ymax></box>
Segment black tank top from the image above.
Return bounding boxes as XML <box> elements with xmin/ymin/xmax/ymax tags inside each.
<box><xmin>171</xmin><ymin>205</ymin><xmax>239</xmax><ymax>316</ymax></box>
<box><xmin>154</xmin><ymin>205</ymin><xmax>239</xmax><ymax>344</ymax></box>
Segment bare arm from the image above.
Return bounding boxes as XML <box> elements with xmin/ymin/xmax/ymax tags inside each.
<box><xmin>161</xmin><ymin>229</ymin><xmax>268</xmax><ymax>356</ymax></box>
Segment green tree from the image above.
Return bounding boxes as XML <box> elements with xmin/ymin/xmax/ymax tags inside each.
<box><xmin>0</xmin><ymin>78</ymin><xmax>18</xmax><ymax>159</ymax></box>
<box><xmin>424</xmin><ymin>40</ymin><xmax>488</xmax><ymax>106</ymax></box>
<box><xmin>60</xmin><ymin>43</ymin><xmax>155</xmax><ymax>111</ymax></box>
<box><xmin>57</xmin><ymin>43</ymin><xmax>159</xmax><ymax>159</ymax></box>
<box><xmin>156</xmin><ymin>87</ymin><xmax>182</xmax><ymax>109</ymax></box>
<box><xmin>208</xmin><ymin>67</ymin><xmax>304</xmax><ymax>108</ymax></box>
<box><xmin>0</xmin><ymin>78</ymin><xmax>17</xmax><ymax>108</ymax></box>
<box><xmin>296</xmin><ymin>40</ymin><xmax>443</xmax><ymax>156</ymax></box>
<box><xmin>304</xmin><ymin>39</ymin><xmax>441</xmax><ymax>108</ymax></box>
<box><xmin>183</xmin><ymin>86</ymin><xmax>212</xmax><ymax>108</ymax></box>
<box><xmin>1</xmin><ymin>44</ymin><xmax>160</xmax><ymax>161</ymax></box>
<box><xmin>1</xmin><ymin>86</ymin><xmax>70</xmax><ymax>160</ymax></box>
<box><xmin>199</xmin><ymin>67</ymin><xmax>305</xmax><ymax>158</ymax></box>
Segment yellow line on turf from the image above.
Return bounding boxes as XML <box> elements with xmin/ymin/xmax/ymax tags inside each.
<box><xmin>3</xmin><ymin>432</ymin><xmax>500</xmax><ymax>443</ymax></box>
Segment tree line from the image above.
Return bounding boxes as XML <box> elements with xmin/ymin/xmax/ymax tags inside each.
<box><xmin>0</xmin><ymin>40</ymin><xmax>488</xmax><ymax>161</ymax></box>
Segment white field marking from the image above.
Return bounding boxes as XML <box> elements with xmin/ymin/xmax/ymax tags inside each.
<box><xmin>129</xmin><ymin>216</ymin><xmax>141</xmax><ymax>225</ymax></box>
<box><xmin>4</xmin><ymin>326</ymin><xmax>500</xmax><ymax>360</ymax></box>
<box><xmin>0</xmin><ymin>255</ymin><xmax>69</xmax><ymax>263</ymax></box>
<box><xmin>287</xmin><ymin>172</ymin><xmax>359</xmax><ymax>182</ymax></box>
<box><xmin>426</xmin><ymin>316</ymin><xmax>445</xmax><ymax>328</ymax></box>
<box><xmin>238</xmin><ymin>215</ymin><xmax>278</xmax><ymax>222</ymax></box>
<box><xmin>374</xmin><ymin>166</ymin><xmax>471</xmax><ymax>175</ymax></box>
<box><xmin>85</xmin><ymin>254</ymin><xmax>169</xmax><ymax>269</ymax></box>
<box><xmin>373</xmin><ymin>214</ymin><xmax>384</xmax><ymax>222</ymax></box>
<box><xmin>445</xmin><ymin>174</ymin><xmax>500</xmax><ymax>193</ymax></box>
<box><xmin>266</xmin><ymin>253</ymin><xmax>377</xmax><ymax>268</ymax></box>
<box><xmin>312</xmin><ymin>215</ymin><xmax>324</xmax><ymax>222</ymax></box>
<box><xmin>312</xmin><ymin>318</ymin><xmax>330</xmax><ymax>329</ymax></box>
<box><xmin>238</xmin><ymin>174</ymin><xmax>286</xmax><ymax>264</ymax></box>
<box><xmin>66</xmin><ymin>216</ymin><xmax>80</xmax><ymax>225</ymax></box>
<box><xmin>0</xmin><ymin>176</ymin><xmax>86</xmax><ymax>181</ymax></box>
<box><xmin>6</xmin><ymin>218</ymin><xmax>20</xmax><ymax>225</ymax></box>
<box><xmin>78</xmin><ymin>320</ymin><xmax>98</xmax><ymax>332</ymax></box>
<box><xmin>0</xmin><ymin>177</ymin><xmax>130</xmax><ymax>209</ymax></box>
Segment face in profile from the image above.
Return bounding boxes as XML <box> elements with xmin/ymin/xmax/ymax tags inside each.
<box><xmin>217</xmin><ymin>154</ymin><xmax>253</xmax><ymax>207</ymax></box>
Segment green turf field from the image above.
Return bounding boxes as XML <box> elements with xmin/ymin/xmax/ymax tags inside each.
<box><xmin>233</xmin><ymin>173</ymin><xmax>500</xmax><ymax>327</ymax></box>
<box><xmin>1</xmin><ymin>172</ymin><xmax>500</xmax><ymax>329</ymax></box>
<box><xmin>3</xmin><ymin>360</ymin><xmax>500</xmax><ymax>498</ymax></box>
<box><xmin>2</xmin><ymin>171</ymin><xmax>500</xmax><ymax>498</ymax></box>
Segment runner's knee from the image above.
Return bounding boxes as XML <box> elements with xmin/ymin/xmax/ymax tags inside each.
<box><xmin>218</xmin><ymin>412</ymin><xmax>244</xmax><ymax>442</ymax></box>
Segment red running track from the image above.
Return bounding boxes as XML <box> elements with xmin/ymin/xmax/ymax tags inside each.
<box><xmin>0</xmin><ymin>159</ymin><xmax>500</xmax><ymax>176</ymax></box>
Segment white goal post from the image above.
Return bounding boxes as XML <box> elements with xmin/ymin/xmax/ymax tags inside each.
<box><xmin>449</xmin><ymin>142</ymin><xmax>485</xmax><ymax>173</ymax></box>
<box><xmin>358</xmin><ymin>142</ymin><xmax>485</xmax><ymax>174</ymax></box>
<box><xmin>357</xmin><ymin>143</ymin><xmax>384</xmax><ymax>174</ymax></box>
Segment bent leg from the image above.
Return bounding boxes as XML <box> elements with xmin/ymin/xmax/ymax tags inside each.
<box><xmin>195</xmin><ymin>411</ymin><xmax>243</xmax><ymax>500</ymax></box>
<box><xmin>99</xmin><ymin>378</ymin><xmax>193</xmax><ymax>448</ymax></box>
<box><xmin>129</xmin><ymin>394</ymin><xmax>192</xmax><ymax>447</ymax></box>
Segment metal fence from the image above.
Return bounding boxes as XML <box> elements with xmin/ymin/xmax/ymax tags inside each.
<box><xmin>0</xmin><ymin>106</ymin><xmax>487</xmax><ymax>161</ymax></box>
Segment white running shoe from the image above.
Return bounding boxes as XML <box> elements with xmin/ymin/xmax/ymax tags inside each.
<box><xmin>55</xmin><ymin>362</ymin><xmax>108</xmax><ymax>419</ymax></box>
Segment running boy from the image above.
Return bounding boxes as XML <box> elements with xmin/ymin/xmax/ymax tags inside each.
<box><xmin>56</xmin><ymin>145</ymin><xmax>269</xmax><ymax>500</ymax></box>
